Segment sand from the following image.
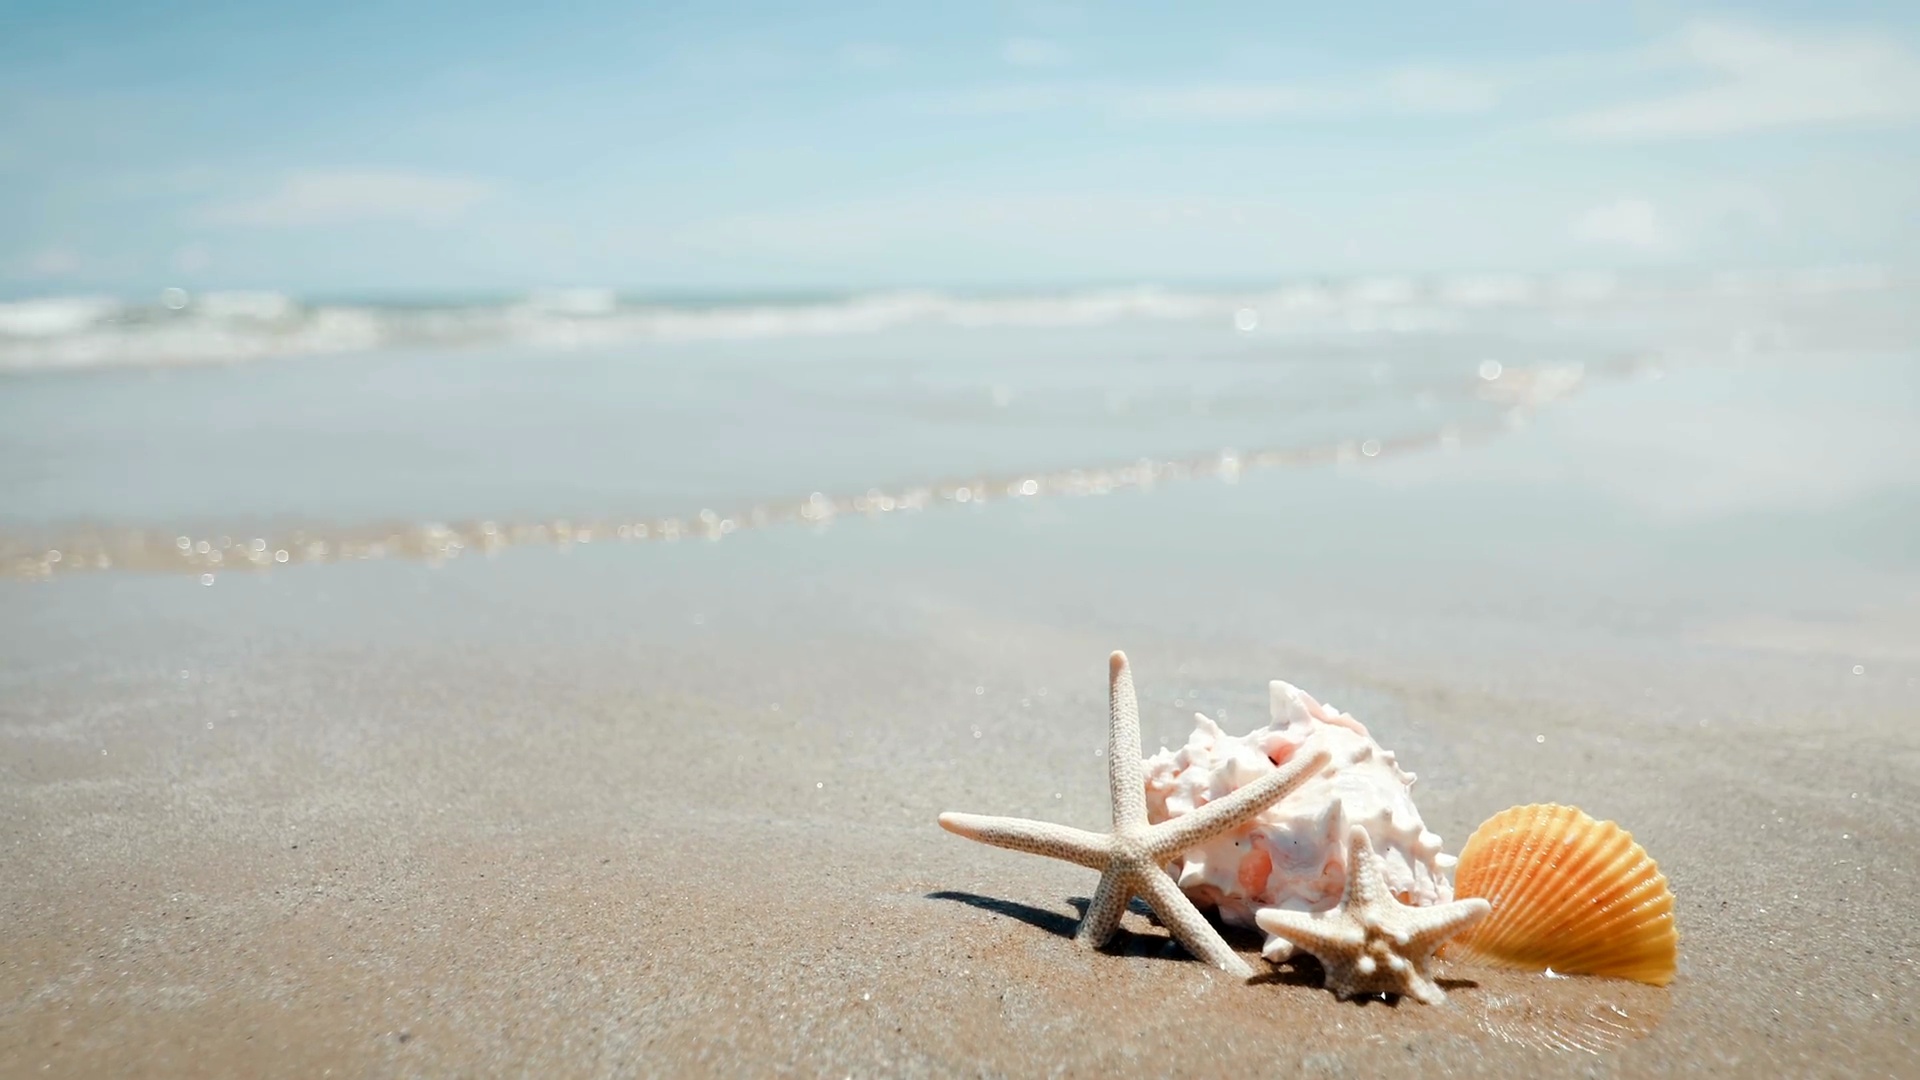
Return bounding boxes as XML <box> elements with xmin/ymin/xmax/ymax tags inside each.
<box><xmin>4</xmin><ymin>492</ymin><xmax>1917</xmax><ymax>1080</ymax></box>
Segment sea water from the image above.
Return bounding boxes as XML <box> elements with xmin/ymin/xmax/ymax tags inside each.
<box><xmin>1</xmin><ymin>271</ymin><xmax>1915</xmax><ymax>598</ymax></box>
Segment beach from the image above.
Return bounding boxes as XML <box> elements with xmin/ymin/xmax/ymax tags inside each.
<box><xmin>4</xmin><ymin>280</ymin><xmax>1918</xmax><ymax>1077</ymax></box>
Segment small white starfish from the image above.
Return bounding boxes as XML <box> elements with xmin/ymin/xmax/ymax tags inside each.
<box><xmin>1254</xmin><ymin>823</ymin><xmax>1492</xmax><ymax>1004</ymax></box>
<box><xmin>940</xmin><ymin>650</ymin><xmax>1330</xmax><ymax>979</ymax></box>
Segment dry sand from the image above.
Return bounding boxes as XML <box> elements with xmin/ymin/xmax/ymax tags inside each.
<box><xmin>3</xmin><ymin>527</ymin><xmax>1916</xmax><ymax>1080</ymax></box>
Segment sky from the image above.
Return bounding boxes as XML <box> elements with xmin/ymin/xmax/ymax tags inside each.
<box><xmin>2</xmin><ymin>1</ymin><xmax>1918</xmax><ymax>297</ymax></box>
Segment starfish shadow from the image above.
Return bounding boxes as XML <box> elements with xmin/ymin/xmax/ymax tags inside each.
<box><xmin>924</xmin><ymin>892</ymin><xmax>1165</xmax><ymax>942</ymax></box>
<box><xmin>925</xmin><ymin>891</ymin><xmax>1080</xmax><ymax>938</ymax></box>
<box><xmin>927</xmin><ymin>891</ymin><xmax>1267</xmax><ymax>969</ymax></box>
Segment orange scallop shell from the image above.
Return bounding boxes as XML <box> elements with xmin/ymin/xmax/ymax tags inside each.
<box><xmin>1444</xmin><ymin>804</ymin><xmax>1677</xmax><ymax>986</ymax></box>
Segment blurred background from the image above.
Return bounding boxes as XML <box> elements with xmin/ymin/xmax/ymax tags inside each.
<box><xmin>1</xmin><ymin>2</ymin><xmax>1916</xmax><ymax>584</ymax></box>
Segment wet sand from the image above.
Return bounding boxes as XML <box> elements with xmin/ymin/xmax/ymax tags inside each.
<box><xmin>4</xmin><ymin>492</ymin><xmax>1917</xmax><ymax>1078</ymax></box>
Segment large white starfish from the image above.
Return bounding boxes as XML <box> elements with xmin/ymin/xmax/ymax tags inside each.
<box><xmin>940</xmin><ymin>650</ymin><xmax>1330</xmax><ymax>979</ymax></box>
<box><xmin>1254</xmin><ymin>824</ymin><xmax>1491</xmax><ymax>1004</ymax></box>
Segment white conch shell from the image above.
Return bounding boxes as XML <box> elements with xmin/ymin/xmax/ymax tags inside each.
<box><xmin>1142</xmin><ymin>680</ymin><xmax>1455</xmax><ymax>959</ymax></box>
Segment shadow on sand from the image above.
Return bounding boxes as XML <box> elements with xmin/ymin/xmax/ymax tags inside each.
<box><xmin>927</xmin><ymin>890</ymin><xmax>1480</xmax><ymax>1006</ymax></box>
<box><xmin>928</xmin><ymin>891</ymin><xmax>1254</xmax><ymax>967</ymax></box>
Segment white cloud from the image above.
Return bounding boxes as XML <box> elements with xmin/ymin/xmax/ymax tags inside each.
<box><xmin>1569</xmin><ymin>198</ymin><xmax>1670</xmax><ymax>251</ymax></box>
<box><xmin>939</xmin><ymin>64</ymin><xmax>1498</xmax><ymax>120</ymax></box>
<box><xmin>948</xmin><ymin>19</ymin><xmax>1914</xmax><ymax>133</ymax></box>
<box><xmin>1125</xmin><ymin>68</ymin><xmax>1497</xmax><ymax>119</ymax></box>
<box><xmin>200</xmin><ymin>169</ymin><xmax>494</xmax><ymax>228</ymax></box>
<box><xmin>1000</xmin><ymin>37</ymin><xmax>1071</xmax><ymax>69</ymax></box>
<box><xmin>1561</xmin><ymin>19</ymin><xmax>1920</xmax><ymax>139</ymax></box>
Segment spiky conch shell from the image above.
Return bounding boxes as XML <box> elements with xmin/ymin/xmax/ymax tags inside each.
<box><xmin>1444</xmin><ymin>804</ymin><xmax>1678</xmax><ymax>986</ymax></box>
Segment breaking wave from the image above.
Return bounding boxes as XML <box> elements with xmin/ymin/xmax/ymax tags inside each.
<box><xmin>0</xmin><ymin>267</ymin><xmax>1897</xmax><ymax>372</ymax></box>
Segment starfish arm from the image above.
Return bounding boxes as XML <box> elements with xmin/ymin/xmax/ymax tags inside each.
<box><xmin>1401</xmin><ymin>972</ymin><xmax>1447</xmax><ymax>1006</ymax></box>
<box><xmin>1138</xmin><ymin>867</ymin><xmax>1255</xmax><ymax>978</ymax></box>
<box><xmin>1323</xmin><ymin>956</ymin><xmax>1448</xmax><ymax>1005</ymax></box>
<box><xmin>1144</xmin><ymin>747</ymin><xmax>1331</xmax><ymax>862</ymax></box>
<box><xmin>1106</xmin><ymin>651</ymin><xmax>1147</xmax><ymax>829</ymax></box>
<box><xmin>1075</xmin><ymin>866</ymin><xmax>1133</xmax><ymax>949</ymax></box>
<box><xmin>1402</xmin><ymin>897</ymin><xmax>1491</xmax><ymax>956</ymax></box>
<box><xmin>938</xmin><ymin>812</ymin><xmax>1112</xmax><ymax>870</ymax></box>
<box><xmin>1252</xmin><ymin>906</ymin><xmax>1365</xmax><ymax>959</ymax></box>
<box><xmin>1342</xmin><ymin>825</ymin><xmax>1390</xmax><ymax>910</ymax></box>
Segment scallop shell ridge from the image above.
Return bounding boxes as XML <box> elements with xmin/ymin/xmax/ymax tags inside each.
<box><xmin>1445</xmin><ymin>803</ymin><xmax>1677</xmax><ymax>986</ymax></box>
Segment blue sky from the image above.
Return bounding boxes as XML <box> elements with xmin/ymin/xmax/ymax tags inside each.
<box><xmin>2</xmin><ymin>1</ymin><xmax>1917</xmax><ymax>296</ymax></box>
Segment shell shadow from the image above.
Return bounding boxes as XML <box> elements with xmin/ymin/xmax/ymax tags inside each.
<box><xmin>1246</xmin><ymin>953</ymin><xmax>1331</xmax><ymax>991</ymax></box>
<box><xmin>1460</xmin><ymin>970</ymin><xmax>1672</xmax><ymax>1054</ymax></box>
<box><xmin>1248</xmin><ymin>955</ymin><xmax>1481</xmax><ymax>1006</ymax></box>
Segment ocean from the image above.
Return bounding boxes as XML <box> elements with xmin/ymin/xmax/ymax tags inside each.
<box><xmin>2</xmin><ymin>268</ymin><xmax>1915</xmax><ymax>592</ymax></box>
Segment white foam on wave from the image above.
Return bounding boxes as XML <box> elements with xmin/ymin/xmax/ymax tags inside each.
<box><xmin>194</xmin><ymin>291</ymin><xmax>298</xmax><ymax>320</ymax></box>
<box><xmin>0</xmin><ymin>296</ymin><xmax>121</xmax><ymax>338</ymax></box>
<box><xmin>0</xmin><ymin>268</ymin><xmax>1900</xmax><ymax>373</ymax></box>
